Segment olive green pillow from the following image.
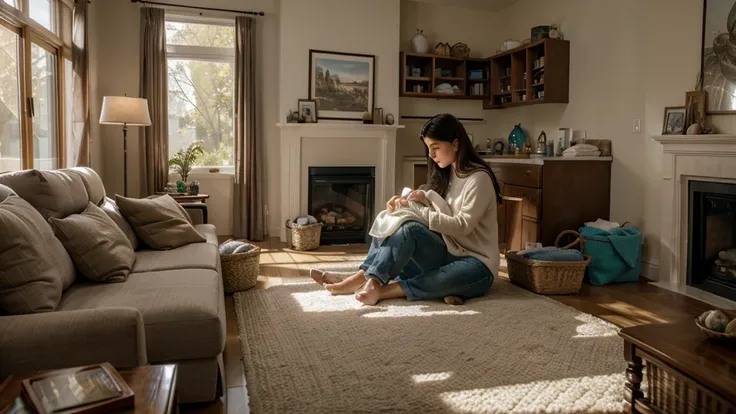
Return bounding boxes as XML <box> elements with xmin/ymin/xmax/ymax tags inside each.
<box><xmin>49</xmin><ymin>202</ymin><xmax>136</xmax><ymax>283</ymax></box>
<box><xmin>115</xmin><ymin>195</ymin><xmax>205</xmax><ymax>250</ymax></box>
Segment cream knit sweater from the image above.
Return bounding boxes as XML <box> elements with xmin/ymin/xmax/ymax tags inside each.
<box><xmin>419</xmin><ymin>170</ymin><xmax>499</xmax><ymax>276</ymax></box>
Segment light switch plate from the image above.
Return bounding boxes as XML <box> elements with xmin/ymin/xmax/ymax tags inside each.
<box><xmin>633</xmin><ymin>119</ymin><xmax>641</xmax><ymax>133</ymax></box>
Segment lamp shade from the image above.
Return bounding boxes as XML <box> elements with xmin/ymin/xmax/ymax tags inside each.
<box><xmin>99</xmin><ymin>96</ymin><xmax>152</xmax><ymax>126</ymax></box>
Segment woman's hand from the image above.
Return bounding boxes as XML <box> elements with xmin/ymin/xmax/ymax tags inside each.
<box><xmin>386</xmin><ymin>195</ymin><xmax>409</xmax><ymax>213</ymax></box>
<box><xmin>407</xmin><ymin>190</ymin><xmax>426</xmax><ymax>203</ymax></box>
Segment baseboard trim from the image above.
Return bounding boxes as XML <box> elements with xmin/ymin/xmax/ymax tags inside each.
<box><xmin>641</xmin><ymin>257</ymin><xmax>660</xmax><ymax>282</ymax></box>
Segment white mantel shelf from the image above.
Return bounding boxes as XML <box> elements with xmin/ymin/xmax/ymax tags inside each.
<box><xmin>652</xmin><ymin>134</ymin><xmax>736</xmax><ymax>145</ymax></box>
<box><xmin>277</xmin><ymin>123</ymin><xmax>405</xmax><ymax>130</ymax></box>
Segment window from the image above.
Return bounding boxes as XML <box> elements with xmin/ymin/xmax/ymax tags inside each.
<box><xmin>0</xmin><ymin>23</ymin><xmax>22</xmax><ymax>171</ymax></box>
<box><xmin>30</xmin><ymin>0</ymin><xmax>55</xmax><ymax>33</ymax></box>
<box><xmin>1</xmin><ymin>1</ymin><xmax>68</xmax><ymax>170</ymax></box>
<box><xmin>166</xmin><ymin>18</ymin><xmax>235</xmax><ymax>167</ymax></box>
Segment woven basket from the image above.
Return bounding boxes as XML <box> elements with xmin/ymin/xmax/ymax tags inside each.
<box><xmin>505</xmin><ymin>230</ymin><xmax>590</xmax><ymax>295</ymax></box>
<box><xmin>220</xmin><ymin>243</ymin><xmax>261</xmax><ymax>294</ymax></box>
<box><xmin>285</xmin><ymin>220</ymin><xmax>323</xmax><ymax>251</ymax></box>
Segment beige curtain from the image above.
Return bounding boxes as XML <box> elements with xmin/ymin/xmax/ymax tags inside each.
<box><xmin>139</xmin><ymin>7</ymin><xmax>168</xmax><ymax>195</ymax></box>
<box><xmin>70</xmin><ymin>0</ymin><xmax>89</xmax><ymax>167</ymax></box>
<box><xmin>233</xmin><ymin>16</ymin><xmax>264</xmax><ymax>241</ymax></box>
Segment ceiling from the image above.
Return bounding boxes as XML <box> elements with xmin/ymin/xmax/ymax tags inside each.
<box><xmin>407</xmin><ymin>0</ymin><xmax>519</xmax><ymax>13</ymax></box>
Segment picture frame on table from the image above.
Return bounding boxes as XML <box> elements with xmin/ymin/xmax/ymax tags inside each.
<box><xmin>298</xmin><ymin>99</ymin><xmax>318</xmax><ymax>123</ymax></box>
<box><xmin>699</xmin><ymin>0</ymin><xmax>736</xmax><ymax>114</ymax></box>
<box><xmin>662</xmin><ymin>106</ymin><xmax>687</xmax><ymax>135</ymax></box>
<box><xmin>308</xmin><ymin>49</ymin><xmax>376</xmax><ymax>121</ymax></box>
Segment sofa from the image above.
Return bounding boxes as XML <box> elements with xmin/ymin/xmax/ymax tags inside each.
<box><xmin>0</xmin><ymin>167</ymin><xmax>226</xmax><ymax>404</ymax></box>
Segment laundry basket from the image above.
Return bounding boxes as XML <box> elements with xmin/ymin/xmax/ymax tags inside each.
<box><xmin>220</xmin><ymin>241</ymin><xmax>261</xmax><ymax>293</ymax></box>
<box><xmin>285</xmin><ymin>220</ymin><xmax>322</xmax><ymax>251</ymax></box>
<box><xmin>505</xmin><ymin>230</ymin><xmax>591</xmax><ymax>295</ymax></box>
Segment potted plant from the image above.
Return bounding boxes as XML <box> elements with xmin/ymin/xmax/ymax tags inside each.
<box><xmin>169</xmin><ymin>141</ymin><xmax>204</xmax><ymax>186</ymax></box>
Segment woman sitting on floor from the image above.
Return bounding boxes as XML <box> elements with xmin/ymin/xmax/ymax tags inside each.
<box><xmin>310</xmin><ymin>113</ymin><xmax>502</xmax><ymax>305</ymax></box>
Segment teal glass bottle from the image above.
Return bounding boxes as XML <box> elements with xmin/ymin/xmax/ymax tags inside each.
<box><xmin>508</xmin><ymin>123</ymin><xmax>527</xmax><ymax>152</ymax></box>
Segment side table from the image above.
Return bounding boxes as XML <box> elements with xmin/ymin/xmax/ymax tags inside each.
<box><xmin>619</xmin><ymin>321</ymin><xmax>736</xmax><ymax>414</ymax></box>
<box><xmin>0</xmin><ymin>364</ymin><xmax>178</xmax><ymax>414</ymax></box>
<box><xmin>156</xmin><ymin>193</ymin><xmax>210</xmax><ymax>225</ymax></box>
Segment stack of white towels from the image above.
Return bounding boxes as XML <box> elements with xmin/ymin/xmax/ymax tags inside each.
<box><xmin>562</xmin><ymin>143</ymin><xmax>601</xmax><ymax>158</ymax></box>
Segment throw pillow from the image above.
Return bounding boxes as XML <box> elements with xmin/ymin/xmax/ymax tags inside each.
<box><xmin>49</xmin><ymin>202</ymin><xmax>136</xmax><ymax>283</ymax></box>
<box><xmin>115</xmin><ymin>194</ymin><xmax>206</xmax><ymax>250</ymax></box>
<box><xmin>101</xmin><ymin>196</ymin><xmax>140</xmax><ymax>250</ymax></box>
<box><xmin>0</xmin><ymin>196</ymin><xmax>76</xmax><ymax>314</ymax></box>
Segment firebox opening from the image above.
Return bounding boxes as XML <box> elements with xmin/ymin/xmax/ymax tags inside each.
<box><xmin>687</xmin><ymin>180</ymin><xmax>736</xmax><ymax>302</ymax></box>
<box><xmin>308</xmin><ymin>166</ymin><xmax>375</xmax><ymax>245</ymax></box>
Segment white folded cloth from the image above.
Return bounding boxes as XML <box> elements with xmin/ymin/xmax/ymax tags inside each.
<box><xmin>369</xmin><ymin>190</ymin><xmax>452</xmax><ymax>240</ymax></box>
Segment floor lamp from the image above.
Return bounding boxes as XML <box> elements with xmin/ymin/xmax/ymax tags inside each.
<box><xmin>99</xmin><ymin>96</ymin><xmax>152</xmax><ymax>196</ymax></box>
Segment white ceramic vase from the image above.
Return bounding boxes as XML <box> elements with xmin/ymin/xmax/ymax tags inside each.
<box><xmin>411</xmin><ymin>29</ymin><xmax>430</xmax><ymax>54</ymax></box>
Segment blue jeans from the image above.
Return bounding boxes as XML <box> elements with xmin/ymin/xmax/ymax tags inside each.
<box><xmin>359</xmin><ymin>221</ymin><xmax>493</xmax><ymax>301</ymax></box>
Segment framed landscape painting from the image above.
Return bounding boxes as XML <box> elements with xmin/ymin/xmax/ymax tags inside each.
<box><xmin>309</xmin><ymin>50</ymin><xmax>375</xmax><ymax>121</ymax></box>
<box><xmin>701</xmin><ymin>0</ymin><xmax>736</xmax><ymax>113</ymax></box>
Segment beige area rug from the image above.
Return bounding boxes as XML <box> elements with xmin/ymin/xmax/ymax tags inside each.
<box><xmin>234</xmin><ymin>260</ymin><xmax>627</xmax><ymax>414</ymax></box>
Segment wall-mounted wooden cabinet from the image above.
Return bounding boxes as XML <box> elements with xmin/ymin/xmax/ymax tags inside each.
<box><xmin>484</xmin><ymin>38</ymin><xmax>570</xmax><ymax>110</ymax></box>
<box><xmin>400</xmin><ymin>38</ymin><xmax>569</xmax><ymax>108</ymax></box>
<box><xmin>400</xmin><ymin>52</ymin><xmax>490</xmax><ymax>100</ymax></box>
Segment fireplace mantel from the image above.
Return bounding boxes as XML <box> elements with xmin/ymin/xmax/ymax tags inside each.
<box><xmin>277</xmin><ymin>123</ymin><xmax>404</xmax><ymax>243</ymax></box>
<box><xmin>652</xmin><ymin>134</ymin><xmax>736</xmax><ymax>308</ymax></box>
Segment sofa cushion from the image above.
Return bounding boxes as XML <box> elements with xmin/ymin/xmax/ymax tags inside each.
<box><xmin>101</xmin><ymin>197</ymin><xmax>140</xmax><ymax>250</ymax></box>
<box><xmin>49</xmin><ymin>202</ymin><xmax>136</xmax><ymax>283</ymax></box>
<box><xmin>0</xmin><ymin>183</ymin><xmax>15</xmax><ymax>202</ymax></box>
<box><xmin>0</xmin><ymin>169</ymin><xmax>89</xmax><ymax>220</ymax></box>
<box><xmin>115</xmin><ymin>195</ymin><xmax>205</xmax><ymax>250</ymax></box>
<box><xmin>133</xmin><ymin>243</ymin><xmax>218</xmax><ymax>273</ymax></box>
<box><xmin>0</xmin><ymin>196</ymin><xmax>76</xmax><ymax>314</ymax></box>
<box><xmin>64</xmin><ymin>167</ymin><xmax>106</xmax><ymax>206</ymax></box>
<box><xmin>194</xmin><ymin>224</ymin><xmax>218</xmax><ymax>246</ymax></box>
<box><xmin>57</xmin><ymin>269</ymin><xmax>225</xmax><ymax>361</ymax></box>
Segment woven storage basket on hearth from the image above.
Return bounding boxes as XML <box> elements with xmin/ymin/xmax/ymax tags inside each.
<box><xmin>220</xmin><ymin>242</ymin><xmax>260</xmax><ymax>293</ymax></box>
<box><xmin>285</xmin><ymin>220</ymin><xmax>323</xmax><ymax>251</ymax></box>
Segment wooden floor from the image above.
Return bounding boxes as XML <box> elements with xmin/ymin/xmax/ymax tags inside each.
<box><xmin>181</xmin><ymin>237</ymin><xmax>714</xmax><ymax>414</ymax></box>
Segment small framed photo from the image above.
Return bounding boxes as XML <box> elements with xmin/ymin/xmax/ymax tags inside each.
<box><xmin>662</xmin><ymin>106</ymin><xmax>686</xmax><ymax>135</ymax></box>
<box><xmin>298</xmin><ymin>99</ymin><xmax>318</xmax><ymax>123</ymax></box>
<box><xmin>685</xmin><ymin>90</ymin><xmax>707</xmax><ymax>127</ymax></box>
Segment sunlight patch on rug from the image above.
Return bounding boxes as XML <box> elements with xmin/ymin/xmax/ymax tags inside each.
<box><xmin>439</xmin><ymin>373</ymin><xmax>624</xmax><ymax>414</ymax></box>
<box><xmin>412</xmin><ymin>372</ymin><xmax>454</xmax><ymax>383</ymax></box>
<box><xmin>573</xmin><ymin>314</ymin><xmax>620</xmax><ymax>338</ymax></box>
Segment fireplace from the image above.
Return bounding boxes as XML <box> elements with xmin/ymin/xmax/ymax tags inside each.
<box><xmin>308</xmin><ymin>166</ymin><xmax>375</xmax><ymax>245</ymax></box>
<box><xmin>687</xmin><ymin>180</ymin><xmax>736</xmax><ymax>302</ymax></box>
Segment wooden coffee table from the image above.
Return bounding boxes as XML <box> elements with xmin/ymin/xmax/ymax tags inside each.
<box><xmin>619</xmin><ymin>320</ymin><xmax>736</xmax><ymax>413</ymax></box>
<box><xmin>0</xmin><ymin>364</ymin><xmax>178</xmax><ymax>413</ymax></box>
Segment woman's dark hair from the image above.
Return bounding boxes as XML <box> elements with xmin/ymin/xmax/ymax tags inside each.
<box><xmin>420</xmin><ymin>113</ymin><xmax>502</xmax><ymax>205</ymax></box>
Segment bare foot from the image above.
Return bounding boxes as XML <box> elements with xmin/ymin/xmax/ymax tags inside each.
<box><xmin>355</xmin><ymin>278</ymin><xmax>382</xmax><ymax>306</ymax></box>
<box><xmin>310</xmin><ymin>269</ymin><xmax>346</xmax><ymax>286</ymax></box>
<box><xmin>444</xmin><ymin>296</ymin><xmax>464</xmax><ymax>306</ymax></box>
<box><xmin>324</xmin><ymin>271</ymin><xmax>366</xmax><ymax>295</ymax></box>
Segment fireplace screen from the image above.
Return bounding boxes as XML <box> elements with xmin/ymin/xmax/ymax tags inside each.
<box><xmin>687</xmin><ymin>180</ymin><xmax>736</xmax><ymax>302</ymax></box>
<box><xmin>308</xmin><ymin>167</ymin><xmax>375</xmax><ymax>245</ymax></box>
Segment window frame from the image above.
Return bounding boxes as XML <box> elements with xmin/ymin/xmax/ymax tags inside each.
<box><xmin>165</xmin><ymin>15</ymin><xmax>236</xmax><ymax>168</ymax></box>
<box><xmin>1</xmin><ymin>0</ymin><xmax>67</xmax><ymax>170</ymax></box>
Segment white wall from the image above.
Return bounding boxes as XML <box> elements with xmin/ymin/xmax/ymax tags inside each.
<box><xmin>274</xmin><ymin>0</ymin><xmax>401</xmax><ymax>236</ymax></box>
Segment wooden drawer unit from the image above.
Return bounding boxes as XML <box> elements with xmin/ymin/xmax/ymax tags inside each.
<box><xmin>495</xmin><ymin>164</ymin><xmax>542</xmax><ymax>188</ymax></box>
<box><xmin>406</xmin><ymin>158</ymin><xmax>612</xmax><ymax>250</ymax></box>
<box><xmin>503</xmin><ymin>184</ymin><xmax>541</xmax><ymax>219</ymax></box>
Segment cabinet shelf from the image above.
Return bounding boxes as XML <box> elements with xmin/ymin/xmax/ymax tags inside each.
<box><xmin>485</xmin><ymin>38</ymin><xmax>569</xmax><ymax>110</ymax></box>
<box><xmin>401</xmin><ymin>52</ymin><xmax>490</xmax><ymax>100</ymax></box>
